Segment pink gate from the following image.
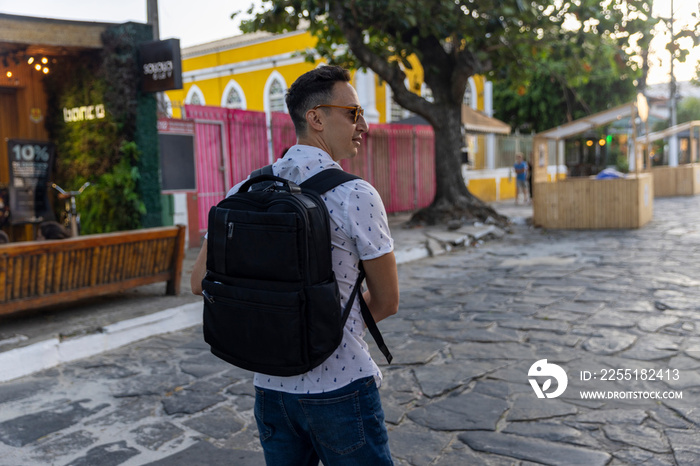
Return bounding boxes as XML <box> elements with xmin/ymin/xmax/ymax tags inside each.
<box><xmin>271</xmin><ymin>112</ymin><xmax>297</xmax><ymax>159</ymax></box>
<box><xmin>186</xmin><ymin>105</ymin><xmax>436</xmax><ymax>236</ymax></box>
<box><xmin>184</xmin><ymin>106</ymin><xmax>227</xmax><ymax>233</ymax></box>
<box><xmin>341</xmin><ymin>124</ymin><xmax>436</xmax><ymax>213</ymax></box>
<box><xmin>185</xmin><ymin>106</ymin><xmax>271</xmax><ymax>234</ymax></box>
<box><xmin>415</xmin><ymin>125</ymin><xmax>436</xmax><ymax>207</ymax></box>
<box><xmin>227</xmin><ymin>109</ymin><xmax>269</xmax><ymax>186</ymax></box>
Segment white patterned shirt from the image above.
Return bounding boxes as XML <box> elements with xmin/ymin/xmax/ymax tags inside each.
<box><xmin>224</xmin><ymin>145</ymin><xmax>394</xmax><ymax>394</ymax></box>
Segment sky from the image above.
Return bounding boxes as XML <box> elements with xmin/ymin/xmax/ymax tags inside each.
<box><xmin>0</xmin><ymin>0</ymin><xmax>262</xmax><ymax>47</ymax></box>
<box><xmin>0</xmin><ymin>0</ymin><xmax>697</xmax><ymax>85</ymax></box>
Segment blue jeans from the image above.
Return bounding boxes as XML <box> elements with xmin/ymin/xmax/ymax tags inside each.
<box><xmin>254</xmin><ymin>377</ymin><xmax>393</xmax><ymax>465</ymax></box>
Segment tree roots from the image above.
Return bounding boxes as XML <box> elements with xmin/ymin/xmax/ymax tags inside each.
<box><xmin>405</xmin><ymin>196</ymin><xmax>510</xmax><ymax>229</ymax></box>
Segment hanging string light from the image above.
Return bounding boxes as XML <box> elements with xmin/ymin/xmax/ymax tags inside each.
<box><xmin>0</xmin><ymin>52</ymin><xmax>54</xmax><ymax>79</ymax></box>
<box><xmin>1</xmin><ymin>54</ymin><xmax>16</xmax><ymax>79</ymax></box>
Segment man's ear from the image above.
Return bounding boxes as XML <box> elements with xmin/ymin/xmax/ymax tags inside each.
<box><xmin>306</xmin><ymin>108</ymin><xmax>324</xmax><ymax>132</ymax></box>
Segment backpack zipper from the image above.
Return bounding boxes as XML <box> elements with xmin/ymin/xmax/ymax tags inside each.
<box><xmin>202</xmin><ymin>290</ymin><xmax>215</xmax><ymax>303</ymax></box>
<box><xmin>227</xmin><ymin>222</ymin><xmax>234</xmax><ymax>239</ymax></box>
<box><xmin>220</xmin><ymin>195</ymin><xmax>326</xmax><ymax>286</ymax></box>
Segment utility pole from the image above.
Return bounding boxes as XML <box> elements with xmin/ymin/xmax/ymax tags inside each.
<box><xmin>146</xmin><ymin>0</ymin><xmax>168</xmax><ymax>117</ymax></box>
<box><xmin>147</xmin><ymin>0</ymin><xmax>160</xmax><ymax>40</ymax></box>
<box><xmin>669</xmin><ymin>0</ymin><xmax>679</xmax><ymax>166</ymax></box>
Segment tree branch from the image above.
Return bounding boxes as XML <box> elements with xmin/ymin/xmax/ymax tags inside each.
<box><xmin>329</xmin><ymin>2</ymin><xmax>434</xmax><ymax>121</ymax></box>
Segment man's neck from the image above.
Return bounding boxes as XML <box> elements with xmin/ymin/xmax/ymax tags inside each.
<box><xmin>297</xmin><ymin>135</ymin><xmax>339</xmax><ymax>161</ymax></box>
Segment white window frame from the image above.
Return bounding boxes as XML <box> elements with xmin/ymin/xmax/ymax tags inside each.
<box><xmin>160</xmin><ymin>93</ymin><xmax>173</xmax><ymax>117</ymax></box>
<box><xmin>185</xmin><ymin>84</ymin><xmax>205</xmax><ymax>106</ymax></box>
<box><xmin>385</xmin><ymin>78</ymin><xmax>413</xmax><ymax>123</ymax></box>
<box><xmin>263</xmin><ymin>71</ymin><xmax>288</xmax><ymax>115</ymax></box>
<box><xmin>221</xmin><ymin>79</ymin><xmax>247</xmax><ymax>109</ymax></box>
<box><xmin>464</xmin><ymin>77</ymin><xmax>478</xmax><ymax>109</ymax></box>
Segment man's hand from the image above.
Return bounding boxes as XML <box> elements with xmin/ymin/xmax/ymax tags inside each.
<box><xmin>190</xmin><ymin>239</ymin><xmax>207</xmax><ymax>295</ymax></box>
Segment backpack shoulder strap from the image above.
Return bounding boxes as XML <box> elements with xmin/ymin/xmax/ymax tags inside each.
<box><xmin>359</xmin><ymin>284</ymin><xmax>393</xmax><ymax>364</ymax></box>
<box><xmin>303</xmin><ymin>169</ymin><xmax>393</xmax><ymax>364</ymax></box>
<box><xmin>251</xmin><ymin>164</ymin><xmax>274</xmax><ymax>178</ymax></box>
<box><xmin>300</xmin><ymin>169</ymin><xmax>361</xmax><ymax>195</ymax></box>
<box><xmin>246</xmin><ymin>164</ymin><xmax>275</xmax><ymax>192</ymax></box>
<box><xmin>342</xmin><ymin>264</ymin><xmax>393</xmax><ymax>364</ymax></box>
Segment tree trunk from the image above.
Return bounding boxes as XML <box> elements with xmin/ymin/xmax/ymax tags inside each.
<box><xmin>328</xmin><ymin>8</ymin><xmax>507</xmax><ymax>228</ymax></box>
<box><xmin>408</xmin><ymin>104</ymin><xmax>509</xmax><ymax>227</ymax></box>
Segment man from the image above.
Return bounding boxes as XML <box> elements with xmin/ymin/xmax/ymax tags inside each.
<box><xmin>513</xmin><ymin>152</ymin><xmax>529</xmax><ymax>204</ymax></box>
<box><xmin>191</xmin><ymin>65</ymin><xmax>399</xmax><ymax>465</ymax></box>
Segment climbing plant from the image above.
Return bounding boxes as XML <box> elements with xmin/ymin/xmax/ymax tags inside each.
<box><xmin>44</xmin><ymin>22</ymin><xmax>159</xmax><ymax>233</ymax></box>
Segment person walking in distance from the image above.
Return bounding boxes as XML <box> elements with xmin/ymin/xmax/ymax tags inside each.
<box><xmin>513</xmin><ymin>152</ymin><xmax>529</xmax><ymax>204</ymax></box>
<box><xmin>526</xmin><ymin>156</ymin><xmax>533</xmax><ymax>202</ymax></box>
<box><xmin>191</xmin><ymin>65</ymin><xmax>399</xmax><ymax>465</ymax></box>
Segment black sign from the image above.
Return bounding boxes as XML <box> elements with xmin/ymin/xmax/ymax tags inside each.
<box><xmin>158</xmin><ymin>119</ymin><xmax>196</xmax><ymax>192</ymax></box>
<box><xmin>7</xmin><ymin>139</ymin><xmax>54</xmax><ymax>224</ymax></box>
<box><xmin>140</xmin><ymin>38</ymin><xmax>183</xmax><ymax>93</ymax></box>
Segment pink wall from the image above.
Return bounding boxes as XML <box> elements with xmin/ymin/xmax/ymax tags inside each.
<box><xmin>185</xmin><ymin>105</ymin><xmax>436</xmax><ymax>234</ymax></box>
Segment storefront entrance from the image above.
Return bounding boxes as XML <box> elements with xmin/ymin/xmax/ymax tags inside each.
<box><xmin>0</xmin><ymin>65</ymin><xmax>49</xmax><ymax>239</ymax></box>
<box><xmin>0</xmin><ymin>89</ymin><xmax>19</xmax><ymax>185</ymax></box>
<box><xmin>0</xmin><ymin>13</ymin><xmax>164</xmax><ymax>241</ymax></box>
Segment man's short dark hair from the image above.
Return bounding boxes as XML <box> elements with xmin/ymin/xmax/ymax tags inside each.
<box><xmin>286</xmin><ymin>65</ymin><xmax>351</xmax><ymax>135</ymax></box>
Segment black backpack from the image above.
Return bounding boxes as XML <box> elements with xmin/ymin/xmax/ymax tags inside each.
<box><xmin>202</xmin><ymin>165</ymin><xmax>392</xmax><ymax>376</ymax></box>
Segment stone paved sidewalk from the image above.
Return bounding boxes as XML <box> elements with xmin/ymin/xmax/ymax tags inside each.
<box><xmin>0</xmin><ymin>203</ymin><xmax>517</xmax><ymax>383</ymax></box>
<box><xmin>2</xmin><ymin>197</ymin><xmax>700</xmax><ymax>465</ymax></box>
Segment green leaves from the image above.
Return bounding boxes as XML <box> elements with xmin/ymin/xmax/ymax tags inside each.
<box><xmin>44</xmin><ymin>25</ymin><xmax>152</xmax><ymax>233</ymax></box>
<box><xmin>77</xmin><ymin>142</ymin><xmax>146</xmax><ymax>234</ymax></box>
<box><xmin>239</xmin><ymin>0</ymin><xmax>692</xmax><ymax>210</ymax></box>
<box><xmin>677</xmin><ymin>97</ymin><xmax>700</xmax><ymax>124</ymax></box>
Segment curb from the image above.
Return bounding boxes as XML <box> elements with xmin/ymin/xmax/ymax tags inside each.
<box><xmin>0</xmin><ymin>303</ymin><xmax>202</xmax><ymax>383</ymax></box>
<box><xmin>394</xmin><ymin>246</ymin><xmax>431</xmax><ymax>264</ymax></box>
<box><xmin>0</xmin><ymin>247</ymin><xmax>434</xmax><ymax>383</ymax></box>
<box><xmin>0</xmin><ymin>218</ymin><xmax>520</xmax><ymax>383</ymax></box>
<box><xmin>0</xmin><ymin>247</ymin><xmax>435</xmax><ymax>384</ymax></box>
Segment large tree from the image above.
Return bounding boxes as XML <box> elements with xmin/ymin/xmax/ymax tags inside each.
<box><xmin>492</xmin><ymin>36</ymin><xmax>639</xmax><ymax>133</ymax></box>
<box><xmin>493</xmin><ymin>1</ymin><xmax>700</xmax><ymax>133</ymax></box>
<box><xmin>240</xmin><ymin>0</ymin><xmax>657</xmax><ymax>225</ymax></box>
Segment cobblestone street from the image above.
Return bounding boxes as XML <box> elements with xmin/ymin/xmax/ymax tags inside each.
<box><xmin>2</xmin><ymin>196</ymin><xmax>700</xmax><ymax>465</ymax></box>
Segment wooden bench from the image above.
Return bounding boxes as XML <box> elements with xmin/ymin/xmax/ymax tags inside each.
<box><xmin>0</xmin><ymin>225</ymin><xmax>186</xmax><ymax>316</ymax></box>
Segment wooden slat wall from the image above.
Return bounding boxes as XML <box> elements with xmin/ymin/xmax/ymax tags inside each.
<box><xmin>532</xmin><ymin>173</ymin><xmax>653</xmax><ymax>229</ymax></box>
<box><xmin>0</xmin><ymin>225</ymin><xmax>186</xmax><ymax>316</ymax></box>
<box><xmin>652</xmin><ymin>164</ymin><xmax>700</xmax><ymax>197</ymax></box>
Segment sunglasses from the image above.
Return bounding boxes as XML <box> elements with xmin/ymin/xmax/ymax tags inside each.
<box><xmin>313</xmin><ymin>104</ymin><xmax>365</xmax><ymax>123</ymax></box>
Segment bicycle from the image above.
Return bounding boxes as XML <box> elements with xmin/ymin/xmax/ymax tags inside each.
<box><xmin>52</xmin><ymin>182</ymin><xmax>90</xmax><ymax>237</ymax></box>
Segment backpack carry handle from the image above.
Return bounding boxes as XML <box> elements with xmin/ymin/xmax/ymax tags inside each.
<box><xmin>239</xmin><ymin>175</ymin><xmax>302</xmax><ymax>194</ymax></box>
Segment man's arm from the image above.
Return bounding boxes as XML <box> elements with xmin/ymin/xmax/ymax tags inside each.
<box><xmin>190</xmin><ymin>239</ymin><xmax>208</xmax><ymax>295</ymax></box>
<box><xmin>362</xmin><ymin>251</ymin><xmax>399</xmax><ymax>323</ymax></box>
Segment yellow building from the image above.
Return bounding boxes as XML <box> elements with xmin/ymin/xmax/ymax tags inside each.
<box><xmin>165</xmin><ymin>29</ymin><xmax>488</xmax><ymax>124</ymax></box>
<box><xmin>165</xmin><ymin>29</ymin><xmax>542</xmax><ymax>202</ymax></box>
